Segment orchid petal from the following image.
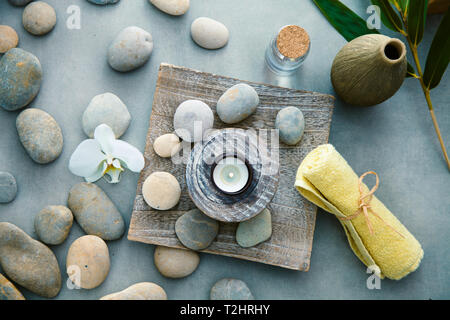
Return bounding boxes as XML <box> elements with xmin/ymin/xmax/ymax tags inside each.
<box><xmin>69</xmin><ymin>139</ymin><xmax>106</xmax><ymax>178</ymax></box>
<box><xmin>112</xmin><ymin>159</ymin><xmax>122</xmax><ymax>169</ymax></box>
<box><xmin>104</xmin><ymin>167</ymin><xmax>123</xmax><ymax>184</ymax></box>
<box><xmin>85</xmin><ymin>161</ymin><xmax>108</xmax><ymax>183</ymax></box>
<box><xmin>94</xmin><ymin>124</ymin><xmax>116</xmax><ymax>155</ymax></box>
<box><xmin>111</xmin><ymin>139</ymin><xmax>145</xmax><ymax>172</ymax></box>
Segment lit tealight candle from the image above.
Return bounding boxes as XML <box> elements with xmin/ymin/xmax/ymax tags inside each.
<box><xmin>212</xmin><ymin>157</ymin><xmax>250</xmax><ymax>194</ymax></box>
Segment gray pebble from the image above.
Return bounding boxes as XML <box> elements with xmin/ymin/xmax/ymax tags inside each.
<box><xmin>275</xmin><ymin>107</ymin><xmax>305</xmax><ymax>145</ymax></box>
<box><xmin>236</xmin><ymin>208</ymin><xmax>272</xmax><ymax>248</ymax></box>
<box><xmin>16</xmin><ymin>108</ymin><xmax>63</xmax><ymax>164</ymax></box>
<box><xmin>34</xmin><ymin>205</ymin><xmax>73</xmax><ymax>245</ymax></box>
<box><xmin>0</xmin><ymin>172</ymin><xmax>17</xmax><ymax>204</ymax></box>
<box><xmin>23</xmin><ymin>1</ymin><xmax>57</xmax><ymax>36</ymax></box>
<box><xmin>0</xmin><ymin>222</ymin><xmax>61</xmax><ymax>298</ymax></box>
<box><xmin>191</xmin><ymin>17</ymin><xmax>229</xmax><ymax>50</ymax></box>
<box><xmin>173</xmin><ymin>100</ymin><xmax>214</xmax><ymax>142</ymax></box>
<box><xmin>217</xmin><ymin>83</ymin><xmax>259</xmax><ymax>124</ymax></box>
<box><xmin>0</xmin><ymin>48</ymin><xmax>42</xmax><ymax>111</ymax></box>
<box><xmin>210</xmin><ymin>278</ymin><xmax>254</xmax><ymax>300</ymax></box>
<box><xmin>175</xmin><ymin>209</ymin><xmax>219</xmax><ymax>250</ymax></box>
<box><xmin>82</xmin><ymin>92</ymin><xmax>131</xmax><ymax>138</ymax></box>
<box><xmin>108</xmin><ymin>26</ymin><xmax>153</xmax><ymax>72</ymax></box>
<box><xmin>67</xmin><ymin>182</ymin><xmax>125</xmax><ymax>240</ymax></box>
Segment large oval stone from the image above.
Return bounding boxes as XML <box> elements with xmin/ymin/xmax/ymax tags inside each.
<box><xmin>175</xmin><ymin>209</ymin><xmax>219</xmax><ymax>250</ymax></box>
<box><xmin>108</xmin><ymin>26</ymin><xmax>153</xmax><ymax>72</ymax></box>
<box><xmin>191</xmin><ymin>17</ymin><xmax>229</xmax><ymax>50</ymax></box>
<box><xmin>67</xmin><ymin>183</ymin><xmax>125</xmax><ymax>240</ymax></box>
<box><xmin>16</xmin><ymin>108</ymin><xmax>64</xmax><ymax>164</ymax></box>
<box><xmin>82</xmin><ymin>92</ymin><xmax>131</xmax><ymax>138</ymax></box>
<box><xmin>100</xmin><ymin>282</ymin><xmax>167</xmax><ymax>300</ymax></box>
<box><xmin>173</xmin><ymin>100</ymin><xmax>214</xmax><ymax>142</ymax></box>
<box><xmin>216</xmin><ymin>83</ymin><xmax>259</xmax><ymax>124</ymax></box>
<box><xmin>34</xmin><ymin>205</ymin><xmax>73</xmax><ymax>245</ymax></box>
<box><xmin>150</xmin><ymin>0</ymin><xmax>189</xmax><ymax>16</ymax></box>
<box><xmin>0</xmin><ymin>48</ymin><xmax>42</xmax><ymax>111</ymax></box>
<box><xmin>0</xmin><ymin>273</ymin><xmax>25</xmax><ymax>300</ymax></box>
<box><xmin>0</xmin><ymin>222</ymin><xmax>61</xmax><ymax>298</ymax></box>
<box><xmin>210</xmin><ymin>278</ymin><xmax>254</xmax><ymax>300</ymax></box>
<box><xmin>236</xmin><ymin>208</ymin><xmax>272</xmax><ymax>248</ymax></box>
<box><xmin>66</xmin><ymin>235</ymin><xmax>110</xmax><ymax>289</ymax></box>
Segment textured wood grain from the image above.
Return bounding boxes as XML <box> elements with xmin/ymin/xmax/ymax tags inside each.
<box><xmin>128</xmin><ymin>63</ymin><xmax>334</xmax><ymax>271</ymax></box>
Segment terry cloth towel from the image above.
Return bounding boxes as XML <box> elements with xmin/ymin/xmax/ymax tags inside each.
<box><xmin>295</xmin><ymin>144</ymin><xmax>423</xmax><ymax>280</ymax></box>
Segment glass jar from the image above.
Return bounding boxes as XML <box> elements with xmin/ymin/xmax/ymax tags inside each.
<box><xmin>265</xmin><ymin>25</ymin><xmax>311</xmax><ymax>75</ymax></box>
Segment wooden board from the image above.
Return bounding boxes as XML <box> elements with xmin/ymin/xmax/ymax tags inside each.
<box><xmin>128</xmin><ymin>63</ymin><xmax>334</xmax><ymax>271</ymax></box>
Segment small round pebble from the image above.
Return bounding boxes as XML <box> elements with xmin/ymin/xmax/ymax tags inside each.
<box><xmin>275</xmin><ymin>107</ymin><xmax>305</xmax><ymax>145</ymax></box>
<box><xmin>34</xmin><ymin>205</ymin><xmax>73</xmax><ymax>245</ymax></box>
<box><xmin>153</xmin><ymin>133</ymin><xmax>181</xmax><ymax>158</ymax></box>
<box><xmin>191</xmin><ymin>17</ymin><xmax>229</xmax><ymax>50</ymax></box>
<box><xmin>0</xmin><ymin>172</ymin><xmax>17</xmax><ymax>204</ymax></box>
<box><xmin>0</xmin><ymin>48</ymin><xmax>42</xmax><ymax>111</ymax></box>
<box><xmin>210</xmin><ymin>278</ymin><xmax>254</xmax><ymax>300</ymax></box>
<box><xmin>8</xmin><ymin>0</ymin><xmax>33</xmax><ymax>6</ymax></box>
<box><xmin>236</xmin><ymin>208</ymin><xmax>272</xmax><ymax>248</ymax></box>
<box><xmin>154</xmin><ymin>246</ymin><xmax>200</xmax><ymax>278</ymax></box>
<box><xmin>142</xmin><ymin>172</ymin><xmax>181</xmax><ymax>210</ymax></box>
<box><xmin>0</xmin><ymin>26</ymin><xmax>19</xmax><ymax>53</ymax></box>
<box><xmin>175</xmin><ymin>209</ymin><xmax>219</xmax><ymax>251</ymax></box>
<box><xmin>173</xmin><ymin>100</ymin><xmax>214</xmax><ymax>142</ymax></box>
<box><xmin>87</xmin><ymin>0</ymin><xmax>120</xmax><ymax>5</ymax></box>
<box><xmin>108</xmin><ymin>26</ymin><xmax>153</xmax><ymax>72</ymax></box>
<box><xmin>16</xmin><ymin>108</ymin><xmax>63</xmax><ymax>164</ymax></box>
<box><xmin>66</xmin><ymin>235</ymin><xmax>110</xmax><ymax>290</ymax></box>
<box><xmin>150</xmin><ymin>0</ymin><xmax>189</xmax><ymax>16</ymax></box>
<box><xmin>23</xmin><ymin>1</ymin><xmax>57</xmax><ymax>36</ymax></box>
<box><xmin>101</xmin><ymin>282</ymin><xmax>167</xmax><ymax>300</ymax></box>
<box><xmin>82</xmin><ymin>92</ymin><xmax>131</xmax><ymax>138</ymax></box>
<box><xmin>217</xmin><ymin>83</ymin><xmax>259</xmax><ymax>124</ymax></box>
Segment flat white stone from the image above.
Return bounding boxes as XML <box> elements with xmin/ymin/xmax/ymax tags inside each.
<box><xmin>150</xmin><ymin>0</ymin><xmax>189</xmax><ymax>16</ymax></box>
<box><xmin>191</xmin><ymin>17</ymin><xmax>229</xmax><ymax>50</ymax></box>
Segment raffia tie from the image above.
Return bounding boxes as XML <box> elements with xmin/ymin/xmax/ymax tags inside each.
<box><xmin>339</xmin><ymin>171</ymin><xmax>405</xmax><ymax>239</ymax></box>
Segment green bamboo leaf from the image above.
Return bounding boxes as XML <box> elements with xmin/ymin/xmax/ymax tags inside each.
<box><xmin>371</xmin><ymin>0</ymin><xmax>404</xmax><ymax>32</ymax></box>
<box><xmin>423</xmin><ymin>10</ymin><xmax>450</xmax><ymax>89</ymax></box>
<box><xmin>391</xmin><ymin>0</ymin><xmax>409</xmax><ymax>15</ymax></box>
<box><xmin>407</xmin><ymin>0</ymin><xmax>428</xmax><ymax>46</ymax></box>
<box><xmin>313</xmin><ymin>0</ymin><xmax>379</xmax><ymax>42</ymax></box>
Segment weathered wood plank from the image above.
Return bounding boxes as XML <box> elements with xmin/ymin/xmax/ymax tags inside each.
<box><xmin>128</xmin><ymin>63</ymin><xmax>334</xmax><ymax>271</ymax></box>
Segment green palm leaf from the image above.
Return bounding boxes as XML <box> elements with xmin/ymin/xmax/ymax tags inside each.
<box><xmin>407</xmin><ymin>0</ymin><xmax>428</xmax><ymax>46</ymax></box>
<box><xmin>423</xmin><ymin>9</ymin><xmax>450</xmax><ymax>90</ymax></box>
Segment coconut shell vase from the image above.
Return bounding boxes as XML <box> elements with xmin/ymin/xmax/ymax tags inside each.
<box><xmin>331</xmin><ymin>34</ymin><xmax>407</xmax><ymax>107</ymax></box>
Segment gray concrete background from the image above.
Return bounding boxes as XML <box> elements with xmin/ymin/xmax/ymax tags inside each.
<box><xmin>0</xmin><ymin>0</ymin><xmax>448</xmax><ymax>300</ymax></box>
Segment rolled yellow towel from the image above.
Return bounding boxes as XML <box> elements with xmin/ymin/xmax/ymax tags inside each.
<box><xmin>295</xmin><ymin>144</ymin><xmax>423</xmax><ymax>280</ymax></box>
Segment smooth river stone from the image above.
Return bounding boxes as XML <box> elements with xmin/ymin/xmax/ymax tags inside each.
<box><xmin>67</xmin><ymin>182</ymin><xmax>125</xmax><ymax>240</ymax></box>
<box><xmin>210</xmin><ymin>278</ymin><xmax>254</xmax><ymax>300</ymax></box>
<box><xmin>0</xmin><ymin>48</ymin><xmax>42</xmax><ymax>111</ymax></box>
<box><xmin>0</xmin><ymin>273</ymin><xmax>25</xmax><ymax>300</ymax></box>
<box><xmin>0</xmin><ymin>26</ymin><xmax>19</xmax><ymax>53</ymax></box>
<box><xmin>216</xmin><ymin>83</ymin><xmax>259</xmax><ymax>124</ymax></box>
<box><xmin>82</xmin><ymin>92</ymin><xmax>131</xmax><ymax>138</ymax></box>
<box><xmin>108</xmin><ymin>26</ymin><xmax>153</xmax><ymax>72</ymax></box>
<box><xmin>66</xmin><ymin>235</ymin><xmax>110</xmax><ymax>290</ymax></box>
<box><xmin>34</xmin><ymin>205</ymin><xmax>73</xmax><ymax>245</ymax></box>
<box><xmin>142</xmin><ymin>172</ymin><xmax>181</xmax><ymax>210</ymax></box>
<box><xmin>175</xmin><ymin>209</ymin><xmax>219</xmax><ymax>251</ymax></box>
<box><xmin>7</xmin><ymin>0</ymin><xmax>33</xmax><ymax>6</ymax></box>
<box><xmin>87</xmin><ymin>0</ymin><xmax>120</xmax><ymax>5</ymax></box>
<box><xmin>23</xmin><ymin>1</ymin><xmax>57</xmax><ymax>36</ymax></box>
<box><xmin>153</xmin><ymin>133</ymin><xmax>181</xmax><ymax>158</ymax></box>
<box><xmin>16</xmin><ymin>108</ymin><xmax>63</xmax><ymax>164</ymax></box>
<box><xmin>236</xmin><ymin>208</ymin><xmax>272</xmax><ymax>248</ymax></box>
<box><xmin>173</xmin><ymin>100</ymin><xmax>214</xmax><ymax>142</ymax></box>
<box><xmin>0</xmin><ymin>172</ymin><xmax>17</xmax><ymax>204</ymax></box>
<box><xmin>154</xmin><ymin>246</ymin><xmax>200</xmax><ymax>278</ymax></box>
<box><xmin>0</xmin><ymin>222</ymin><xmax>61</xmax><ymax>298</ymax></box>
<box><xmin>101</xmin><ymin>282</ymin><xmax>167</xmax><ymax>300</ymax></box>
<box><xmin>275</xmin><ymin>106</ymin><xmax>305</xmax><ymax>145</ymax></box>
<box><xmin>150</xmin><ymin>0</ymin><xmax>189</xmax><ymax>16</ymax></box>
<box><xmin>191</xmin><ymin>17</ymin><xmax>229</xmax><ymax>50</ymax></box>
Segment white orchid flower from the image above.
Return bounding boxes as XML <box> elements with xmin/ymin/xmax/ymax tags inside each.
<box><xmin>69</xmin><ymin>124</ymin><xmax>145</xmax><ymax>183</ymax></box>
